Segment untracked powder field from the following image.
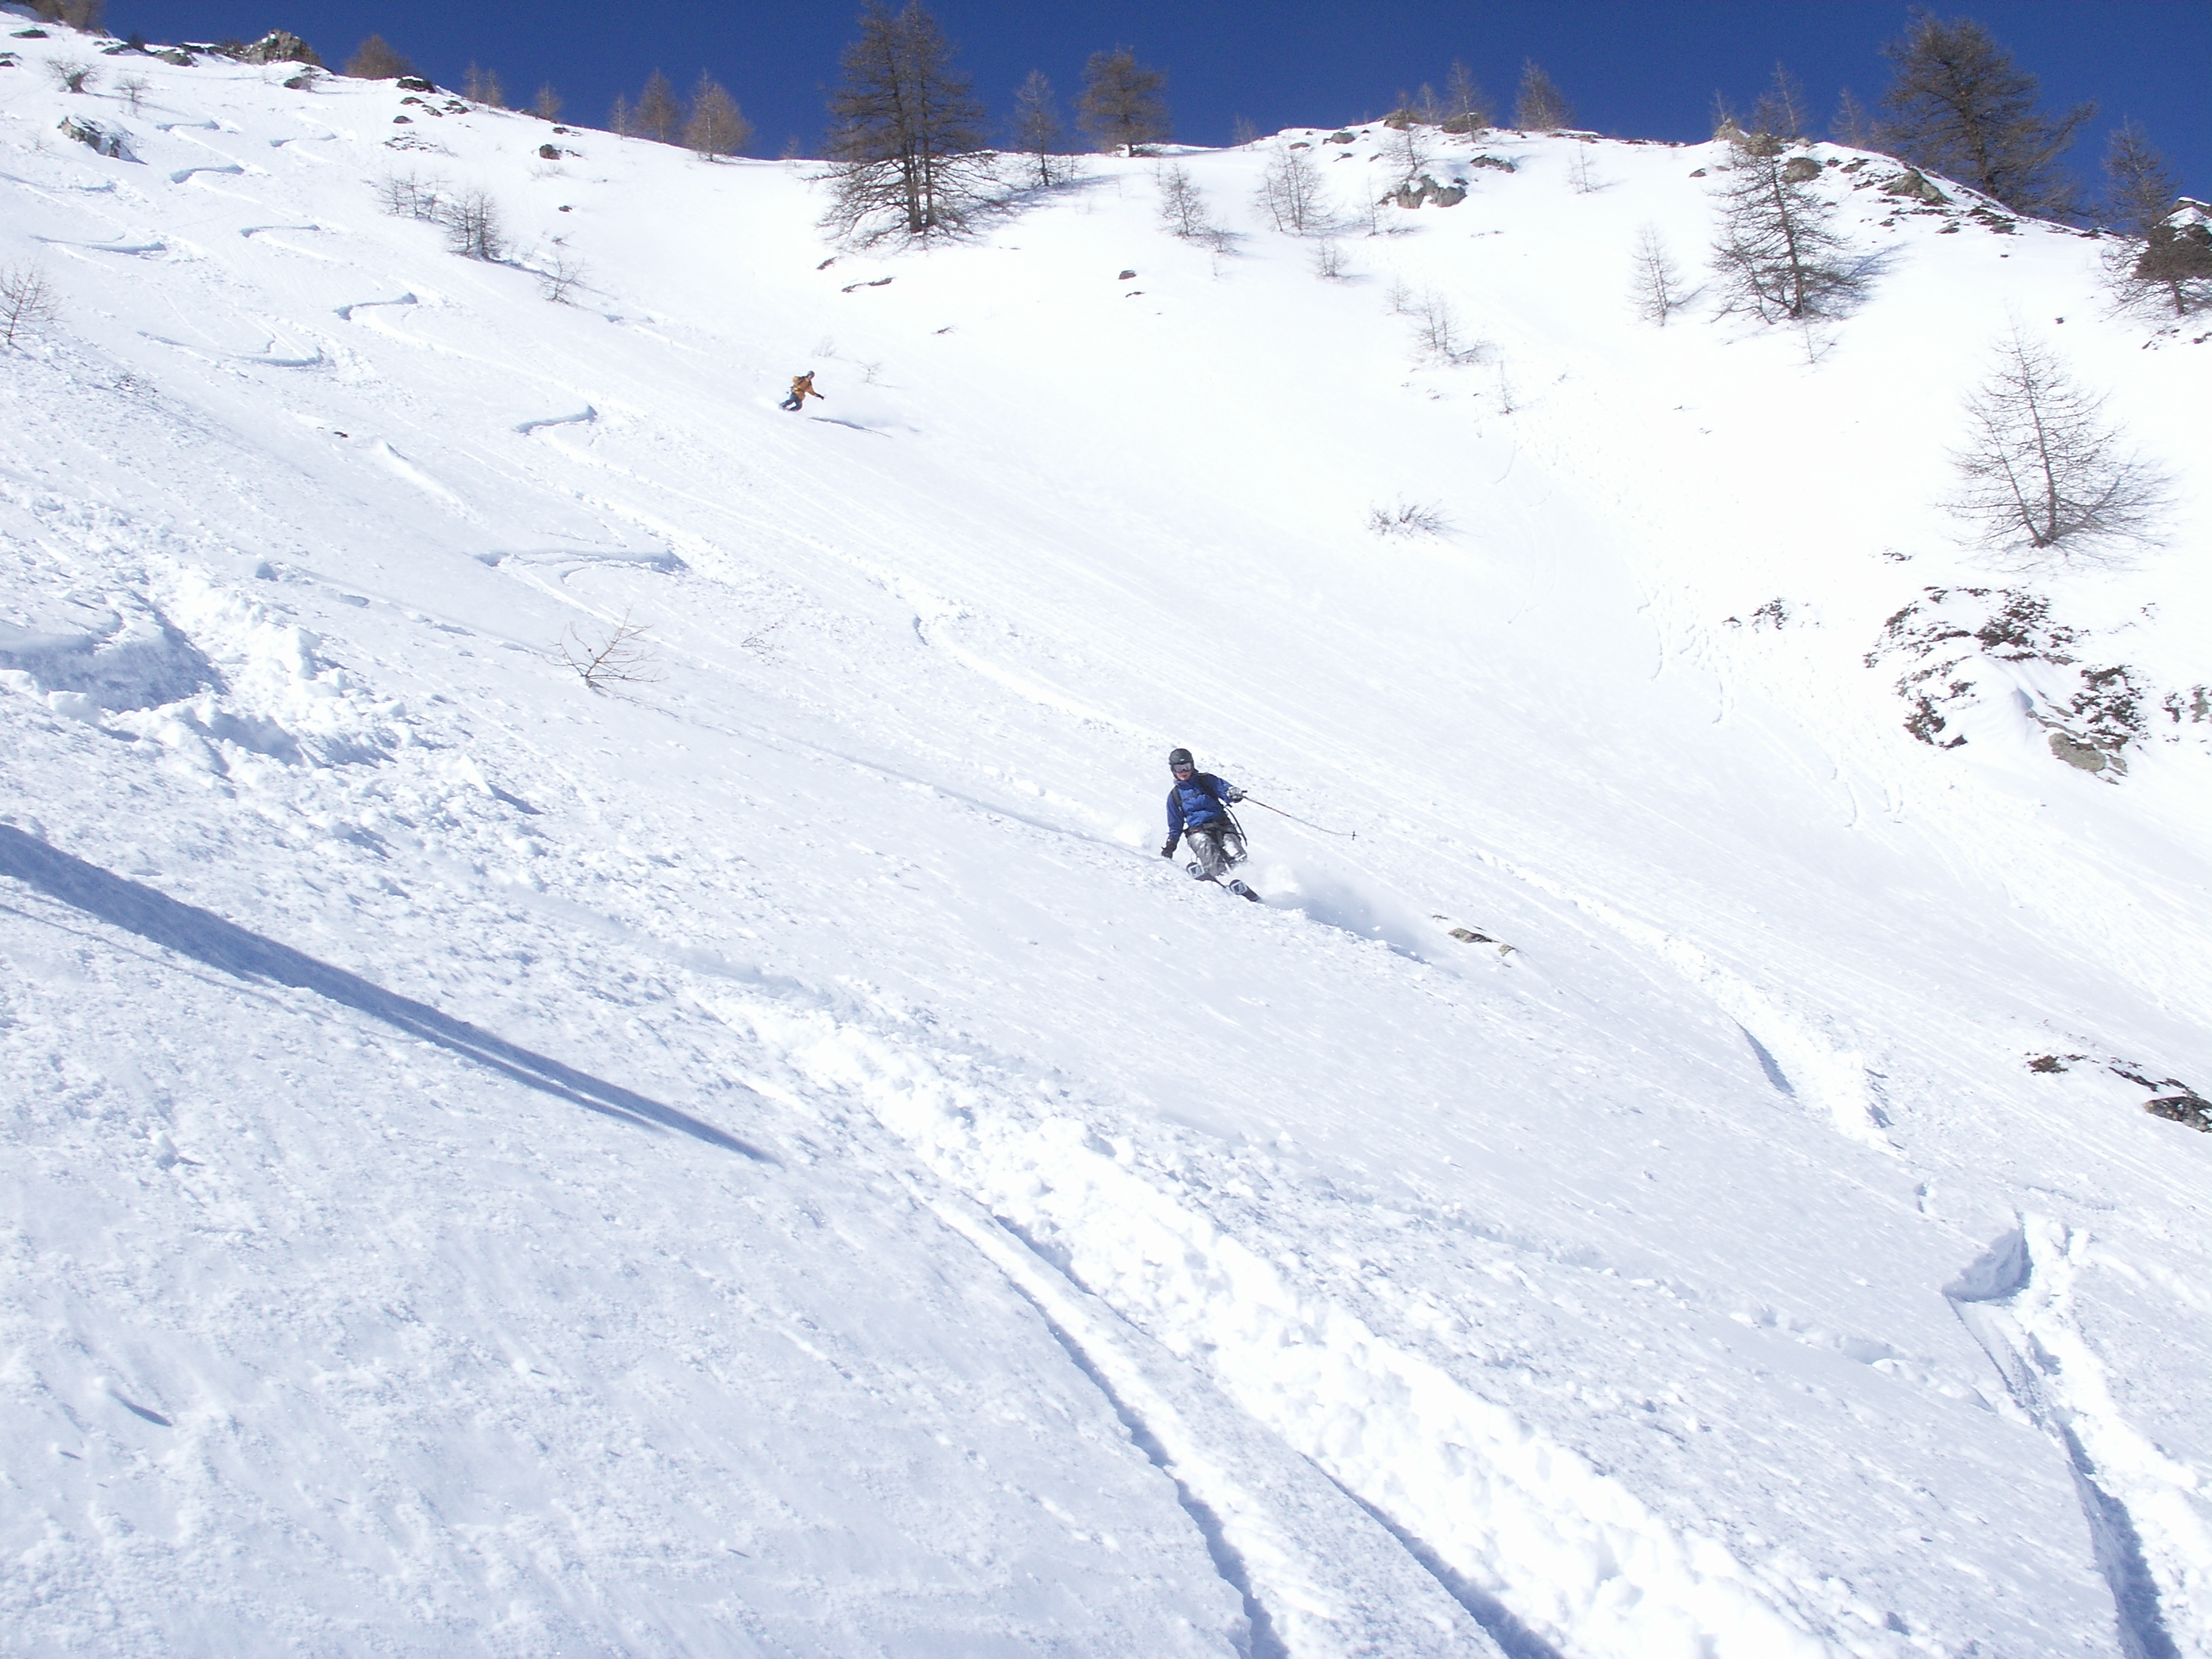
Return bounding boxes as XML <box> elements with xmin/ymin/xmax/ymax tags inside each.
<box><xmin>1</xmin><ymin>14</ymin><xmax>2208</xmax><ymax>1658</ymax></box>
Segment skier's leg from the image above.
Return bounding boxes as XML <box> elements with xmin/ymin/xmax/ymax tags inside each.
<box><xmin>1188</xmin><ymin>825</ymin><xmax>1228</xmax><ymax>881</ymax></box>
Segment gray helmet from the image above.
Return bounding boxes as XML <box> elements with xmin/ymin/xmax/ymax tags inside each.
<box><xmin>1168</xmin><ymin>747</ymin><xmax>1193</xmax><ymax>770</ymax></box>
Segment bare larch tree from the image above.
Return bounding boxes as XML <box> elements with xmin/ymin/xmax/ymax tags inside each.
<box><xmin>1748</xmin><ymin>62</ymin><xmax>1811</xmax><ymax>145</ymax></box>
<box><xmin>462</xmin><ymin>63</ymin><xmax>506</xmax><ymax>108</ymax></box>
<box><xmin>1513</xmin><ymin>61</ymin><xmax>1572</xmax><ymax>132</ymax></box>
<box><xmin>1010</xmin><ymin>69</ymin><xmax>1067</xmax><ymax>188</ymax></box>
<box><xmin>345</xmin><ymin>35</ymin><xmax>413</xmax><ymax>80</ymax></box>
<box><xmin>1709</xmin><ymin>136</ymin><xmax>1868</xmax><ymax>325</ymax></box>
<box><xmin>0</xmin><ymin>266</ymin><xmax>60</xmax><ymax>348</ymax></box>
<box><xmin>1630</xmin><ymin>224</ymin><xmax>1692</xmax><ymax>324</ymax></box>
<box><xmin>822</xmin><ymin>1</ymin><xmax>990</xmax><ymax>244</ymax></box>
<box><xmin>633</xmin><ymin>71</ymin><xmax>683</xmax><ymax>144</ymax></box>
<box><xmin>2131</xmin><ymin>207</ymin><xmax>2212</xmax><ymax>316</ymax></box>
<box><xmin>2095</xmin><ymin>123</ymin><xmax>2210</xmax><ymax>316</ymax></box>
<box><xmin>442</xmin><ymin>190</ymin><xmax>505</xmax><ymax>261</ymax></box>
<box><xmin>2102</xmin><ymin>121</ymin><xmax>2179</xmax><ymax>239</ymax></box>
<box><xmin>1829</xmin><ymin>87</ymin><xmax>1877</xmax><ymax>149</ymax></box>
<box><xmin>1078</xmin><ymin>48</ymin><xmax>1170</xmax><ymax>155</ymax></box>
<box><xmin>684</xmin><ymin>73</ymin><xmax>753</xmax><ymax>158</ymax></box>
<box><xmin>1256</xmin><ymin>141</ymin><xmax>1328</xmax><ymax>234</ymax></box>
<box><xmin>1947</xmin><ymin>331</ymin><xmax>2170</xmax><ymax>559</ymax></box>
<box><xmin>1155</xmin><ymin>162</ymin><xmax>1210</xmax><ymax>239</ymax></box>
<box><xmin>1877</xmin><ymin>13</ymin><xmax>2093</xmax><ymax>219</ymax></box>
<box><xmin>531</xmin><ymin>83</ymin><xmax>563</xmax><ymax>121</ymax></box>
<box><xmin>1443</xmin><ymin>60</ymin><xmax>1494</xmax><ymax>133</ymax></box>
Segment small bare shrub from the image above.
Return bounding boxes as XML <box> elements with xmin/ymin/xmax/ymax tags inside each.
<box><xmin>1312</xmin><ymin>239</ymin><xmax>1347</xmax><ymax>279</ymax></box>
<box><xmin>442</xmin><ymin>189</ymin><xmax>505</xmax><ymax>260</ymax></box>
<box><xmin>538</xmin><ymin>239</ymin><xmax>586</xmax><ymax>303</ymax></box>
<box><xmin>562</xmin><ymin>612</ymin><xmax>663</xmax><ymax>693</ymax></box>
<box><xmin>1411</xmin><ymin>290</ymin><xmax>1468</xmax><ymax>361</ymax></box>
<box><xmin>377</xmin><ymin>169</ymin><xmax>447</xmax><ymax>221</ymax></box>
<box><xmin>1367</xmin><ymin>500</ymin><xmax>1451</xmax><ymax>538</ymax></box>
<box><xmin>47</xmin><ymin>58</ymin><xmax>96</xmax><ymax>94</ymax></box>
<box><xmin>1156</xmin><ymin>162</ymin><xmax>1212</xmax><ymax>239</ymax></box>
<box><xmin>116</xmin><ymin>72</ymin><xmax>150</xmax><ymax>112</ymax></box>
<box><xmin>0</xmin><ymin>266</ymin><xmax>60</xmax><ymax>347</ymax></box>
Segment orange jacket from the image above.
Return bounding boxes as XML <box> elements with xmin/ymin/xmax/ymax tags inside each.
<box><xmin>790</xmin><ymin>373</ymin><xmax>823</xmax><ymax>403</ymax></box>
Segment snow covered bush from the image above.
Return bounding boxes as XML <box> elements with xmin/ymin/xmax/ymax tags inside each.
<box><xmin>1946</xmin><ymin>331</ymin><xmax>2170</xmax><ymax>560</ymax></box>
<box><xmin>1366</xmin><ymin>500</ymin><xmax>1450</xmax><ymax>538</ymax></box>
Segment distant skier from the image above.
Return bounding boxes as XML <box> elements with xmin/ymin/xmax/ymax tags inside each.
<box><xmin>781</xmin><ymin>371</ymin><xmax>824</xmax><ymax>412</ymax></box>
<box><xmin>1160</xmin><ymin>747</ymin><xmax>1258</xmax><ymax>900</ymax></box>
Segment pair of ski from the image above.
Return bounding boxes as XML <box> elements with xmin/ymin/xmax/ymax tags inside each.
<box><xmin>1186</xmin><ymin>861</ymin><xmax>1263</xmax><ymax>903</ymax></box>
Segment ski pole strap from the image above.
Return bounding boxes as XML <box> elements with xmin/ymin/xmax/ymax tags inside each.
<box><xmin>1240</xmin><ymin>797</ymin><xmax>1357</xmax><ymax>840</ymax></box>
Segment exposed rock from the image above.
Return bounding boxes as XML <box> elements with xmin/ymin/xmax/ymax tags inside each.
<box><xmin>395</xmin><ymin>75</ymin><xmax>436</xmax><ymax>93</ymax></box>
<box><xmin>2048</xmin><ymin>731</ymin><xmax>2109</xmax><ymax>773</ymax></box>
<box><xmin>1385</xmin><ymin>174</ymin><xmax>1467</xmax><ymax>210</ymax></box>
<box><xmin>1881</xmin><ymin>167</ymin><xmax>1948</xmax><ymax>205</ymax></box>
<box><xmin>283</xmin><ymin>73</ymin><xmax>316</xmax><ymax>90</ymax></box>
<box><xmin>538</xmin><ymin>142</ymin><xmax>560</xmax><ymax>160</ymax></box>
<box><xmin>2146</xmin><ymin>1095</ymin><xmax>2212</xmax><ymax>1132</ymax></box>
<box><xmin>56</xmin><ymin>115</ymin><xmax>129</xmax><ymax>159</ymax></box>
<box><xmin>1326</xmin><ymin>130</ymin><xmax>1355</xmax><ymax>144</ymax></box>
<box><xmin>238</xmin><ymin>30</ymin><xmax>321</xmax><ymax>66</ymax></box>
<box><xmin>1780</xmin><ymin>156</ymin><xmax>1822</xmax><ymax>184</ymax></box>
<box><xmin>1469</xmin><ymin>154</ymin><xmax>1516</xmax><ymax>173</ymax></box>
<box><xmin>12</xmin><ymin>27</ymin><xmax>49</xmax><ymax>38</ymax></box>
<box><xmin>1439</xmin><ymin>114</ymin><xmax>1486</xmax><ymax>135</ymax></box>
<box><xmin>154</xmin><ymin>49</ymin><xmax>194</xmax><ymax>66</ymax></box>
<box><xmin>1118</xmin><ymin>269</ymin><xmax>1136</xmax><ymax>280</ymax></box>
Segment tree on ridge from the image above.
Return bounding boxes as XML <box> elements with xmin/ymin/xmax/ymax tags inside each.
<box><xmin>1078</xmin><ymin>47</ymin><xmax>1170</xmax><ymax>155</ymax></box>
<box><xmin>821</xmin><ymin>1</ymin><xmax>991</xmax><ymax>243</ymax></box>
<box><xmin>1877</xmin><ymin>12</ymin><xmax>2093</xmax><ymax>218</ymax></box>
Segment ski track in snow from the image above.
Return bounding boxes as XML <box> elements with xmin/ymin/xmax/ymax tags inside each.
<box><xmin>2</xmin><ymin>28</ymin><xmax>2208</xmax><ymax>1658</ymax></box>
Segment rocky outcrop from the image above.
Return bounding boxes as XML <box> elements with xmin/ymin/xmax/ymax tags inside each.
<box><xmin>56</xmin><ymin>115</ymin><xmax>129</xmax><ymax>159</ymax></box>
<box><xmin>1881</xmin><ymin>167</ymin><xmax>1948</xmax><ymax>205</ymax></box>
<box><xmin>1385</xmin><ymin>174</ymin><xmax>1467</xmax><ymax>210</ymax></box>
<box><xmin>236</xmin><ymin>30</ymin><xmax>321</xmax><ymax>66</ymax></box>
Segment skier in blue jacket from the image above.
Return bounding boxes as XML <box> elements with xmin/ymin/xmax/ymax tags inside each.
<box><xmin>1160</xmin><ymin>747</ymin><xmax>1258</xmax><ymax>899</ymax></box>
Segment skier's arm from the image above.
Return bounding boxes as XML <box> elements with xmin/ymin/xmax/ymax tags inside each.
<box><xmin>1163</xmin><ymin>789</ymin><xmax>1185</xmax><ymax>855</ymax></box>
<box><xmin>1208</xmin><ymin>773</ymin><xmax>1246</xmax><ymax>804</ymax></box>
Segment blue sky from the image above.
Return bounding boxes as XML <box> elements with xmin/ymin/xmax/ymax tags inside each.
<box><xmin>98</xmin><ymin>1</ymin><xmax>2209</xmax><ymax>205</ymax></box>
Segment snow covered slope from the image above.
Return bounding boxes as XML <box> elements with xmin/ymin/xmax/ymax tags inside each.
<box><xmin>3</xmin><ymin>18</ymin><xmax>2208</xmax><ymax>1657</ymax></box>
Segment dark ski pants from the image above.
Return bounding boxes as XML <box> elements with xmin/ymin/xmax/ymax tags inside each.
<box><xmin>1185</xmin><ymin>822</ymin><xmax>1245</xmax><ymax>882</ymax></box>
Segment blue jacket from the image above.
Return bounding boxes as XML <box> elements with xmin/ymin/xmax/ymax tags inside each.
<box><xmin>1166</xmin><ymin>773</ymin><xmax>1238</xmax><ymax>837</ymax></box>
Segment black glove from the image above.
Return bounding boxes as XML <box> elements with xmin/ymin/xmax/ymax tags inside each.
<box><xmin>1160</xmin><ymin>838</ymin><xmax>1178</xmax><ymax>859</ymax></box>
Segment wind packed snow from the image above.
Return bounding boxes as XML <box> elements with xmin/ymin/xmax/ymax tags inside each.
<box><xmin>2</xmin><ymin>18</ymin><xmax>2208</xmax><ymax>1658</ymax></box>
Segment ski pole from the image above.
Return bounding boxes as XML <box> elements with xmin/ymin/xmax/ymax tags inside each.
<box><xmin>1240</xmin><ymin>797</ymin><xmax>1356</xmax><ymax>840</ymax></box>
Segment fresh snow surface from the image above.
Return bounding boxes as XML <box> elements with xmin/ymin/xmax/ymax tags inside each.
<box><xmin>2</xmin><ymin>21</ymin><xmax>2209</xmax><ymax>1658</ymax></box>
